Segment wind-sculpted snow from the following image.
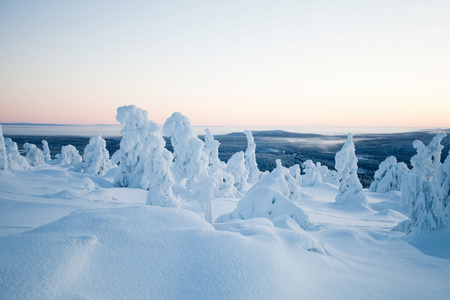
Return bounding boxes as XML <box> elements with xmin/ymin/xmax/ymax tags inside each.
<box><xmin>217</xmin><ymin>164</ymin><xmax>309</xmax><ymax>229</ymax></box>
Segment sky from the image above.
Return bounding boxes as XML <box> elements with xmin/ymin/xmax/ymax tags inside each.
<box><xmin>0</xmin><ymin>0</ymin><xmax>449</xmax><ymax>127</ymax></box>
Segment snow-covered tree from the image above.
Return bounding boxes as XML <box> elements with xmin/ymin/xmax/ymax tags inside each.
<box><xmin>23</xmin><ymin>143</ymin><xmax>45</xmax><ymax>166</ymax></box>
<box><xmin>315</xmin><ymin>162</ymin><xmax>339</xmax><ymax>185</ymax></box>
<box><xmin>42</xmin><ymin>140</ymin><xmax>51</xmax><ymax>161</ymax></box>
<box><xmin>335</xmin><ymin>133</ymin><xmax>369</xmax><ymax>207</ymax></box>
<box><xmin>163</xmin><ymin>112</ymin><xmax>208</xmax><ymax>188</ymax></box>
<box><xmin>0</xmin><ymin>125</ymin><xmax>8</xmax><ymax>170</ymax></box>
<box><xmin>302</xmin><ymin>160</ymin><xmax>322</xmax><ymax>187</ymax></box>
<box><xmin>141</xmin><ymin>121</ymin><xmax>179</xmax><ymax>208</ymax></box>
<box><xmin>4</xmin><ymin>138</ymin><xmax>29</xmax><ymax>170</ymax></box>
<box><xmin>57</xmin><ymin>145</ymin><xmax>82</xmax><ymax>165</ymax></box>
<box><xmin>204</xmin><ymin>128</ymin><xmax>224</xmax><ymax>171</ymax></box>
<box><xmin>82</xmin><ymin>135</ymin><xmax>112</xmax><ymax>175</ymax></box>
<box><xmin>225</xmin><ymin>151</ymin><xmax>248</xmax><ymax>193</ymax></box>
<box><xmin>112</xmin><ymin>105</ymin><xmax>151</xmax><ymax>188</ymax></box>
<box><xmin>369</xmin><ymin>156</ymin><xmax>409</xmax><ymax>193</ymax></box>
<box><xmin>410</xmin><ymin>132</ymin><xmax>446</xmax><ymax>181</ymax></box>
<box><xmin>244</xmin><ymin>130</ymin><xmax>260</xmax><ymax>183</ymax></box>
<box><xmin>395</xmin><ymin>173</ymin><xmax>445</xmax><ymax>234</ymax></box>
<box><xmin>289</xmin><ymin>164</ymin><xmax>302</xmax><ymax>187</ymax></box>
<box><xmin>395</xmin><ymin>133</ymin><xmax>448</xmax><ymax>233</ymax></box>
<box><xmin>276</xmin><ymin>159</ymin><xmax>301</xmax><ymax>201</ymax></box>
<box><xmin>435</xmin><ymin>150</ymin><xmax>450</xmax><ymax>215</ymax></box>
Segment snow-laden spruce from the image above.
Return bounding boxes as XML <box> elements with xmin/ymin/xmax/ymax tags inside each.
<box><xmin>163</xmin><ymin>112</ymin><xmax>209</xmax><ymax>188</ymax></box>
<box><xmin>435</xmin><ymin>150</ymin><xmax>450</xmax><ymax>216</ymax></box>
<box><xmin>112</xmin><ymin>105</ymin><xmax>151</xmax><ymax>188</ymax></box>
<box><xmin>244</xmin><ymin>130</ymin><xmax>260</xmax><ymax>183</ymax></box>
<box><xmin>302</xmin><ymin>160</ymin><xmax>322</xmax><ymax>187</ymax></box>
<box><xmin>217</xmin><ymin>160</ymin><xmax>310</xmax><ymax>229</ymax></box>
<box><xmin>42</xmin><ymin>140</ymin><xmax>51</xmax><ymax>161</ymax></box>
<box><xmin>276</xmin><ymin>159</ymin><xmax>301</xmax><ymax>201</ymax></box>
<box><xmin>335</xmin><ymin>133</ymin><xmax>369</xmax><ymax>207</ymax></box>
<box><xmin>82</xmin><ymin>135</ymin><xmax>112</xmax><ymax>175</ymax></box>
<box><xmin>57</xmin><ymin>145</ymin><xmax>82</xmax><ymax>165</ymax></box>
<box><xmin>4</xmin><ymin>138</ymin><xmax>29</xmax><ymax>170</ymax></box>
<box><xmin>23</xmin><ymin>143</ymin><xmax>45</xmax><ymax>166</ymax></box>
<box><xmin>141</xmin><ymin>121</ymin><xmax>179</xmax><ymax>208</ymax></box>
<box><xmin>203</xmin><ymin>129</ymin><xmax>239</xmax><ymax>198</ymax></box>
<box><xmin>316</xmin><ymin>162</ymin><xmax>339</xmax><ymax>185</ymax></box>
<box><xmin>395</xmin><ymin>133</ymin><xmax>447</xmax><ymax>234</ymax></box>
<box><xmin>289</xmin><ymin>164</ymin><xmax>302</xmax><ymax>187</ymax></box>
<box><xmin>369</xmin><ymin>156</ymin><xmax>409</xmax><ymax>193</ymax></box>
<box><xmin>0</xmin><ymin>125</ymin><xmax>8</xmax><ymax>170</ymax></box>
<box><xmin>225</xmin><ymin>151</ymin><xmax>248</xmax><ymax>193</ymax></box>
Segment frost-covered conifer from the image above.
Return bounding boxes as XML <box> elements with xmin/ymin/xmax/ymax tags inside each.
<box><xmin>225</xmin><ymin>151</ymin><xmax>248</xmax><ymax>193</ymax></box>
<box><xmin>435</xmin><ymin>151</ymin><xmax>450</xmax><ymax>214</ymax></box>
<box><xmin>23</xmin><ymin>143</ymin><xmax>45</xmax><ymax>166</ymax></box>
<box><xmin>302</xmin><ymin>160</ymin><xmax>322</xmax><ymax>187</ymax></box>
<box><xmin>244</xmin><ymin>130</ymin><xmax>260</xmax><ymax>183</ymax></box>
<box><xmin>289</xmin><ymin>164</ymin><xmax>302</xmax><ymax>187</ymax></box>
<box><xmin>57</xmin><ymin>145</ymin><xmax>82</xmax><ymax>165</ymax></box>
<box><xmin>42</xmin><ymin>140</ymin><xmax>51</xmax><ymax>161</ymax></box>
<box><xmin>395</xmin><ymin>133</ymin><xmax>448</xmax><ymax>234</ymax></box>
<box><xmin>410</xmin><ymin>132</ymin><xmax>446</xmax><ymax>181</ymax></box>
<box><xmin>204</xmin><ymin>129</ymin><xmax>223</xmax><ymax>171</ymax></box>
<box><xmin>395</xmin><ymin>173</ymin><xmax>445</xmax><ymax>234</ymax></box>
<box><xmin>112</xmin><ymin>105</ymin><xmax>151</xmax><ymax>188</ymax></box>
<box><xmin>163</xmin><ymin>112</ymin><xmax>208</xmax><ymax>187</ymax></box>
<box><xmin>82</xmin><ymin>135</ymin><xmax>112</xmax><ymax>175</ymax></box>
<box><xmin>142</xmin><ymin>121</ymin><xmax>179</xmax><ymax>208</ymax></box>
<box><xmin>335</xmin><ymin>133</ymin><xmax>369</xmax><ymax>207</ymax></box>
<box><xmin>0</xmin><ymin>125</ymin><xmax>8</xmax><ymax>170</ymax></box>
<box><xmin>369</xmin><ymin>156</ymin><xmax>409</xmax><ymax>193</ymax></box>
<box><xmin>276</xmin><ymin>159</ymin><xmax>301</xmax><ymax>201</ymax></box>
<box><xmin>4</xmin><ymin>138</ymin><xmax>29</xmax><ymax>170</ymax></box>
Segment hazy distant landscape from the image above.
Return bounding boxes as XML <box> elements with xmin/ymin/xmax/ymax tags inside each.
<box><xmin>6</xmin><ymin>128</ymin><xmax>450</xmax><ymax>187</ymax></box>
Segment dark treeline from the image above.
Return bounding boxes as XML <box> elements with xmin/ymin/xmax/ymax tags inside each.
<box><xmin>5</xmin><ymin>129</ymin><xmax>450</xmax><ymax>188</ymax></box>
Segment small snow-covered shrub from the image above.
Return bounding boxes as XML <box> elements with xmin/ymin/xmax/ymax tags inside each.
<box><xmin>244</xmin><ymin>130</ymin><xmax>260</xmax><ymax>183</ymax></box>
<box><xmin>4</xmin><ymin>138</ymin><xmax>29</xmax><ymax>170</ymax></box>
<box><xmin>82</xmin><ymin>135</ymin><xmax>112</xmax><ymax>175</ymax></box>
<box><xmin>0</xmin><ymin>125</ymin><xmax>8</xmax><ymax>170</ymax></box>
<box><xmin>370</xmin><ymin>156</ymin><xmax>409</xmax><ymax>193</ymax></box>
<box><xmin>57</xmin><ymin>145</ymin><xmax>82</xmax><ymax>165</ymax></box>
<box><xmin>42</xmin><ymin>140</ymin><xmax>51</xmax><ymax>161</ymax></box>
<box><xmin>302</xmin><ymin>160</ymin><xmax>322</xmax><ymax>187</ymax></box>
<box><xmin>225</xmin><ymin>151</ymin><xmax>248</xmax><ymax>193</ymax></box>
<box><xmin>289</xmin><ymin>164</ymin><xmax>302</xmax><ymax>187</ymax></box>
<box><xmin>335</xmin><ymin>133</ymin><xmax>368</xmax><ymax>207</ymax></box>
<box><xmin>217</xmin><ymin>164</ymin><xmax>310</xmax><ymax>229</ymax></box>
<box><xmin>23</xmin><ymin>143</ymin><xmax>45</xmax><ymax>166</ymax></box>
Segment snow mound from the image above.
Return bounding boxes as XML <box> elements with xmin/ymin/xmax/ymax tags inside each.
<box><xmin>0</xmin><ymin>206</ymin><xmax>323</xmax><ymax>299</ymax></box>
<box><xmin>217</xmin><ymin>167</ymin><xmax>310</xmax><ymax>229</ymax></box>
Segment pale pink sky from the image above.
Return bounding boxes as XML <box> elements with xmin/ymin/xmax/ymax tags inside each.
<box><xmin>1</xmin><ymin>1</ymin><xmax>449</xmax><ymax>127</ymax></box>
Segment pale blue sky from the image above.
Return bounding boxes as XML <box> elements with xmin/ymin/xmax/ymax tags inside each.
<box><xmin>1</xmin><ymin>0</ymin><xmax>449</xmax><ymax>127</ymax></box>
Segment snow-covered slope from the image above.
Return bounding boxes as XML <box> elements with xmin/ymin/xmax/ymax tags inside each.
<box><xmin>1</xmin><ymin>164</ymin><xmax>449</xmax><ymax>299</ymax></box>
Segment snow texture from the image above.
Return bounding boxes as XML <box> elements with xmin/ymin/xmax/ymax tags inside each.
<box><xmin>370</xmin><ymin>156</ymin><xmax>409</xmax><ymax>193</ymax></box>
<box><xmin>225</xmin><ymin>151</ymin><xmax>248</xmax><ymax>193</ymax></box>
<box><xmin>57</xmin><ymin>145</ymin><xmax>82</xmax><ymax>165</ymax></box>
<box><xmin>82</xmin><ymin>135</ymin><xmax>112</xmax><ymax>175</ymax></box>
<box><xmin>42</xmin><ymin>140</ymin><xmax>51</xmax><ymax>161</ymax></box>
<box><xmin>335</xmin><ymin>133</ymin><xmax>369</xmax><ymax>207</ymax></box>
<box><xmin>23</xmin><ymin>142</ymin><xmax>45</xmax><ymax>166</ymax></box>
<box><xmin>244</xmin><ymin>130</ymin><xmax>260</xmax><ymax>183</ymax></box>
<box><xmin>217</xmin><ymin>162</ymin><xmax>310</xmax><ymax>229</ymax></box>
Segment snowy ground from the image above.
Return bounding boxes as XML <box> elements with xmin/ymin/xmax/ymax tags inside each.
<box><xmin>1</xmin><ymin>164</ymin><xmax>449</xmax><ymax>299</ymax></box>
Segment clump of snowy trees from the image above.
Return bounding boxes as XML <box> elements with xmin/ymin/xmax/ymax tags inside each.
<box><xmin>394</xmin><ymin>133</ymin><xmax>449</xmax><ymax>234</ymax></box>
